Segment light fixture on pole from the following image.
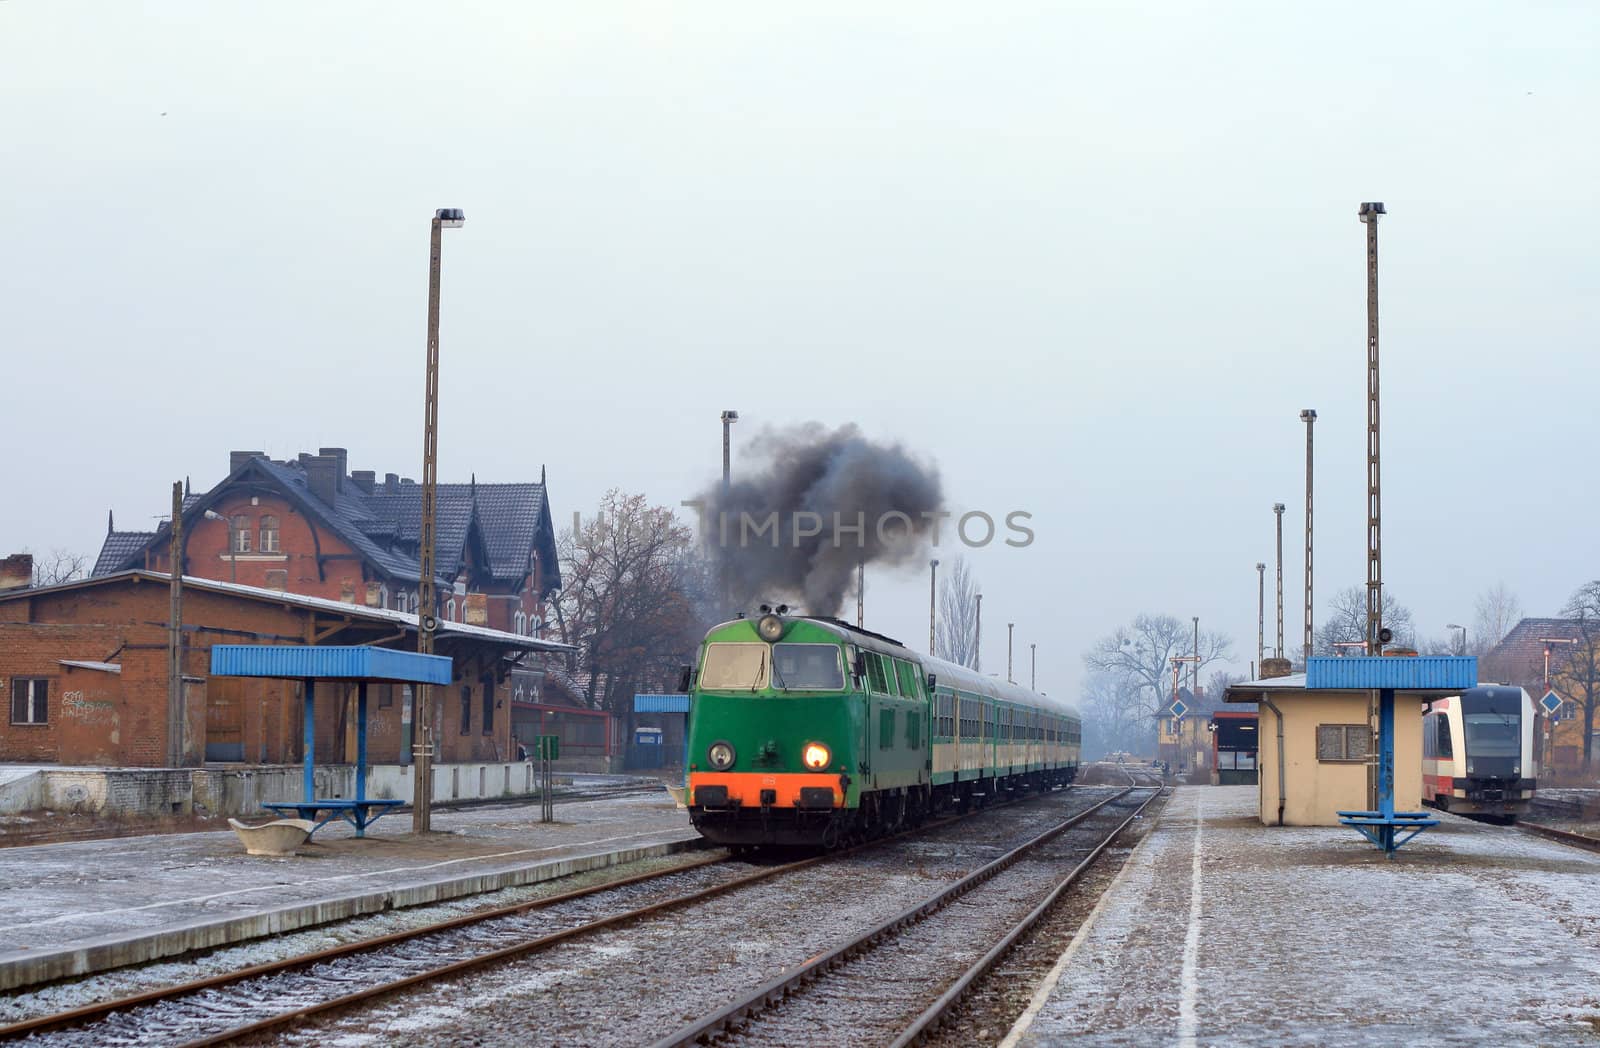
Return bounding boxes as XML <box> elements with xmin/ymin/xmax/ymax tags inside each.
<box><xmin>1007</xmin><ymin>623</ymin><xmax>1015</xmax><ymax>683</ymax></box>
<box><xmin>415</xmin><ymin>206</ymin><xmax>464</xmax><ymax>836</ymax></box>
<box><xmin>204</xmin><ymin>510</ymin><xmax>237</xmax><ymax>584</ymax></box>
<box><xmin>1538</xmin><ymin>637</ymin><xmax>1578</xmax><ymax>773</ymax></box>
<box><xmin>1030</xmin><ymin>642</ymin><xmax>1037</xmax><ymax>691</ymax></box>
<box><xmin>1192</xmin><ymin>616</ymin><xmax>1200</xmax><ymax>693</ymax></box>
<box><xmin>1445</xmin><ymin>623</ymin><xmax>1467</xmax><ymax>656</ymax></box>
<box><xmin>928</xmin><ymin>559</ymin><xmax>939</xmax><ymax>655</ymax></box>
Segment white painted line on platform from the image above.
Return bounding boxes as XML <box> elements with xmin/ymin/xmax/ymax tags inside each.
<box><xmin>1176</xmin><ymin>793</ymin><xmax>1204</xmax><ymax>1048</ymax></box>
<box><xmin>8</xmin><ymin>829</ymin><xmax>685</xmax><ymax>931</ymax></box>
<box><xmin>998</xmin><ymin>794</ymin><xmax>1164</xmax><ymax>1048</ymax></box>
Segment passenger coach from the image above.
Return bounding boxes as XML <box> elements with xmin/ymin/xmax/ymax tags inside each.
<box><xmin>685</xmin><ymin>610</ymin><xmax>1081</xmax><ymax>847</ymax></box>
<box><xmin>1421</xmin><ymin>685</ymin><xmax>1536</xmax><ymax>823</ymax></box>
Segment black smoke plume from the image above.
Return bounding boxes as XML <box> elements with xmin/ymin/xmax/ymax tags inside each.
<box><xmin>701</xmin><ymin>423</ymin><xmax>944</xmax><ymax>616</ymax></box>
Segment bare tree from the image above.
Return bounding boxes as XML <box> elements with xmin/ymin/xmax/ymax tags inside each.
<box><xmin>1314</xmin><ymin>586</ymin><xmax>1415</xmax><ymax>655</ymax></box>
<box><xmin>1085</xmin><ymin>614</ymin><xmax>1231</xmax><ymax>724</ymax></box>
<box><xmin>935</xmin><ymin>556</ymin><xmax>979</xmax><ymax>668</ymax></box>
<box><xmin>1201</xmin><ymin>669</ymin><xmax>1244</xmax><ymax>713</ymax></box>
<box><xmin>1555</xmin><ymin>581</ymin><xmax>1600</xmax><ymax>770</ymax></box>
<box><xmin>557</xmin><ymin>490</ymin><xmax>711</xmax><ymax>713</ymax></box>
<box><xmin>1472</xmin><ymin>582</ymin><xmax>1523</xmax><ymax>655</ymax></box>
<box><xmin>29</xmin><ymin>548</ymin><xmax>88</xmax><ymax>587</ymax></box>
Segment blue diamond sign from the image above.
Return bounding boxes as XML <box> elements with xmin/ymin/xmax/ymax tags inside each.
<box><xmin>1169</xmin><ymin>698</ymin><xmax>1188</xmax><ymax>721</ymax></box>
<box><xmin>1540</xmin><ymin>690</ymin><xmax>1563</xmax><ymax>716</ymax></box>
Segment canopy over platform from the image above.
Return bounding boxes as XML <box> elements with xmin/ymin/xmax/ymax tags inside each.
<box><xmin>210</xmin><ymin>644</ymin><xmax>452</xmax><ymax>684</ymax></box>
<box><xmin>210</xmin><ymin>644</ymin><xmax>453</xmax><ymax>837</ymax></box>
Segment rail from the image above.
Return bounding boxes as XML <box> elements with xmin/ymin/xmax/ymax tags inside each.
<box><xmin>650</xmin><ymin>787</ymin><xmax>1154</xmax><ymax>1048</ymax></box>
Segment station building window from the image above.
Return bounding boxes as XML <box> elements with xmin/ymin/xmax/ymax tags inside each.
<box><xmin>10</xmin><ymin>678</ymin><xmax>48</xmax><ymax>725</ymax></box>
<box><xmin>460</xmin><ymin>685</ymin><xmax>472</xmax><ymax>734</ymax></box>
<box><xmin>230</xmin><ymin>515</ymin><xmax>251</xmax><ymax>553</ymax></box>
<box><xmin>259</xmin><ymin>515</ymin><xmax>281</xmax><ymax>553</ymax></box>
<box><xmin>1317</xmin><ymin>724</ymin><xmax>1370</xmax><ymax>763</ymax></box>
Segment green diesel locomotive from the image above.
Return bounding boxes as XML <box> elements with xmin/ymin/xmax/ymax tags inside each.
<box><xmin>685</xmin><ymin>609</ymin><xmax>1082</xmax><ymax>847</ymax></box>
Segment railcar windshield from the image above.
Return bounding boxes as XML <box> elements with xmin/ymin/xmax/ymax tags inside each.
<box><xmin>771</xmin><ymin>643</ymin><xmax>845</xmax><ymax>691</ymax></box>
<box><xmin>1463</xmin><ymin>712</ymin><xmax>1520</xmax><ymax>757</ymax></box>
<box><xmin>699</xmin><ymin>643</ymin><xmax>768</xmax><ymax>691</ymax></box>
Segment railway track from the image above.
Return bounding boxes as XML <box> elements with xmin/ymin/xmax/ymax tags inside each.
<box><xmin>651</xmin><ymin>786</ymin><xmax>1163</xmax><ymax>1048</ymax></box>
<box><xmin>1517</xmin><ymin>820</ymin><xmax>1600</xmax><ymax>853</ymax></box>
<box><xmin>3</xmin><ymin>787</ymin><xmax>1088</xmax><ymax>1046</ymax></box>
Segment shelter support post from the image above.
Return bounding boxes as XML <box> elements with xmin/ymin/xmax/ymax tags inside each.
<box><xmin>302</xmin><ymin>679</ymin><xmax>315</xmax><ymax>803</ymax></box>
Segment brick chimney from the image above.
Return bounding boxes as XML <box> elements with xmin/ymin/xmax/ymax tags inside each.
<box><xmin>350</xmin><ymin>470</ymin><xmax>376</xmax><ymax>494</ymax></box>
<box><xmin>318</xmin><ymin>448</ymin><xmax>348</xmax><ymax>492</ymax></box>
<box><xmin>305</xmin><ymin>455</ymin><xmax>340</xmax><ymax>506</ymax></box>
<box><xmin>0</xmin><ymin>553</ymin><xmax>32</xmax><ymax>591</ymax></box>
<box><xmin>230</xmin><ymin>450</ymin><xmax>265</xmax><ymax>474</ymax></box>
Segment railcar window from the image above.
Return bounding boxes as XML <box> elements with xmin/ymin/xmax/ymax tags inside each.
<box><xmin>894</xmin><ymin>659</ymin><xmax>921</xmax><ymax>699</ymax></box>
<box><xmin>699</xmin><ymin>643</ymin><xmax>769</xmax><ymax>690</ymax></box>
<box><xmin>771</xmin><ymin>644</ymin><xmax>845</xmax><ymax>690</ymax></box>
<box><xmin>1463</xmin><ymin>713</ymin><xmax>1519</xmax><ymax>757</ymax></box>
<box><xmin>1435</xmin><ymin>715</ymin><xmax>1453</xmax><ymax>759</ymax></box>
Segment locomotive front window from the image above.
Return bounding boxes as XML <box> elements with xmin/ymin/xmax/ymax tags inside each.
<box><xmin>771</xmin><ymin>644</ymin><xmax>845</xmax><ymax>691</ymax></box>
<box><xmin>1463</xmin><ymin>713</ymin><xmax>1519</xmax><ymax>757</ymax></box>
<box><xmin>700</xmin><ymin>643</ymin><xmax>769</xmax><ymax>690</ymax></box>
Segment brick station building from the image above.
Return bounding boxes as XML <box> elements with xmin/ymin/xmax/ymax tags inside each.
<box><xmin>93</xmin><ymin>447</ymin><xmax>561</xmax><ymax>639</ymax></box>
<box><xmin>0</xmin><ymin>570</ymin><xmax>569</xmax><ymax>768</ymax></box>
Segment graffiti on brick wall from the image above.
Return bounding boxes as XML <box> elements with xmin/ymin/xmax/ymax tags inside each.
<box><xmin>61</xmin><ymin>691</ymin><xmax>119</xmax><ymax>726</ymax></box>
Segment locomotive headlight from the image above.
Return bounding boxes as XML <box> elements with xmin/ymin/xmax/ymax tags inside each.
<box><xmin>708</xmin><ymin>741</ymin><xmax>736</xmax><ymax>770</ymax></box>
<box><xmin>802</xmin><ymin>742</ymin><xmax>831</xmax><ymax>771</ymax></box>
<box><xmin>757</xmin><ymin>614</ymin><xmax>785</xmax><ymax>642</ymax></box>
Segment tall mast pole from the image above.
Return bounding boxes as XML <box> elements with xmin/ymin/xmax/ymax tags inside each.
<box><xmin>1360</xmin><ymin>202</ymin><xmax>1386</xmax><ymax>654</ymax></box>
<box><xmin>974</xmin><ymin>593</ymin><xmax>982</xmax><ymax>673</ymax></box>
<box><xmin>928</xmin><ymin>559</ymin><xmax>939</xmax><ymax>656</ymax></box>
<box><xmin>1273</xmin><ymin>503</ymin><xmax>1285</xmax><ymax>659</ymax></box>
<box><xmin>856</xmin><ymin>559</ymin><xmax>864</xmax><ymax>628</ymax></box>
<box><xmin>1256</xmin><ymin>562</ymin><xmax>1266</xmax><ymax>671</ymax></box>
<box><xmin>1301</xmin><ymin>409</ymin><xmax>1317</xmax><ymax>663</ymax></box>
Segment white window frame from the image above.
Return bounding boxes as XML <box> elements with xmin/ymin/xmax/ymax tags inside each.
<box><xmin>259</xmin><ymin>515</ymin><xmax>281</xmax><ymax>553</ymax></box>
<box><xmin>230</xmin><ymin>515</ymin><xmax>252</xmax><ymax>553</ymax></box>
<box><xmin>10</xmin><ymin>678</ymin><xmax>48</xmax><ymax>725</ymax></box>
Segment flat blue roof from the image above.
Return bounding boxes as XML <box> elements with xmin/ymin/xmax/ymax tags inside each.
<box><xmin>209</xmin><ymin>644</ymin><xmax>453</xmax><ymax>684</ymax></box>
<box><xmin>1305</xmin><ymin>655</ymin><xmax>1476</xmax><ymax>691</ymax></box>
<box><xmin>634</xmin><ymin>693</ymin><xmax>690</xmax><ymax>713</ymax></box>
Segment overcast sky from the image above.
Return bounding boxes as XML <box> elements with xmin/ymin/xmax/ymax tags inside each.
<box><xmin>3</xmin><ymin>3</ymin><xmax>1596</xmax><ymax>700</ymax></box>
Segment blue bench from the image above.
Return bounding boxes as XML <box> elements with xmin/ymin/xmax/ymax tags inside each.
<box><xmin>263</xmin><ymin>798</ymin><xmax>405</xmax><ymax>839</ymax></box>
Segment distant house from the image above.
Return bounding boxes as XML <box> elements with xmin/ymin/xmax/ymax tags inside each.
<box><xmin>1481</xmin><ymin>617</ymin><xmax>1597</xmax><ymax>771</ymax></box>
<box><xmin>93</xmin><ymin>448</ymin><xmax>560</xmax><ymax>639</ymax></box>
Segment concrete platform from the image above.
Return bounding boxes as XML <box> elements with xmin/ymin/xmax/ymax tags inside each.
<box><xmin>0</xmin><ymin>788</ymin><xmax>697</xmax><ymax>991</ymax></box>
<box><xmin>1006</xmin><ymin>785</ymin><xmax>1600</xmax><ymax>1047</ymax></box>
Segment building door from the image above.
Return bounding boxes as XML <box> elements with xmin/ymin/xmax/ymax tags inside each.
<box><xmin>206</xmin><ymin>678</ymin><xmax>245</xmax><ymax>762</ymax></box>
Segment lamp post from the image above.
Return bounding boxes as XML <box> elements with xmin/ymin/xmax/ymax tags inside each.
<box><xmin>1256</xmin><ymin>562</ymin><xmax>1266</xmax><ymax>671</ymax></box>
<box><xmin>415</xmin><ymin>206</ymin><xmax>464</xmax><ymax>835</ymax></box>
<box><xmin>928</xmin><ymin>559</ymin><xmax>939</xmax><ymax>655</ymax></box>
<box><xmin>721</xmin><ymin>410</ymin><xmax>739</xmax><ymax>617</ymax></box>
<box><xmin>167</xmin><ymin>482</ymin><xmax>184</xmax><ymax>768</ymax></box>
<box><xmin>1273</xmin><ymin>503</ymin><xmax>1285</xmax><ymax>660</ymax></box>
<box><xmin>1030</xmin><ymin>643</ymin><xmax>1037</xmax><ymax>691</ymax></box>
<box><xmin>1007</xmin><ymin>623</ymin><xmax>1015</xmax><ymax>683</ymax></box>
<box><xmin>204</xmin><ymin>510</ymin><xmax>237</xmax><ymax>584</ymax></box>
<box><xmin>1359</xmin><ymin>201</ymin><xmax>1387</xmax><ymax>655</ymax></box>
<box><xmin>1445</xmin><ymin>623</ymin><xmax>1467</xmax><ymax>656</ymax></box>
<box><xmin>974</xmin><ymin>593</ymin><xmax>982</xmax><ymax>673</ymax></box>
<box><xmin>1300</xmin><ymin>409</ymin><xmax>1316</xmax><ymax>665</ymax></box>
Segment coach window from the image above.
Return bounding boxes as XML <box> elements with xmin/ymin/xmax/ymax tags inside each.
<box><xmin>10</xmin><ymin>678</ymin><xmax>48</xmax><ymax>725</ymax></box>
<box><xmin>1436</xmin><ymin>716</ymin><xmax>1453</xmax><ymax>759</ymax></box>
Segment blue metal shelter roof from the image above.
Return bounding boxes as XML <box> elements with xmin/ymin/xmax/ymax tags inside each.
<box><xmin>210</xmin><ymin>644</ymin><xmax>453</xmax><ymax>684</ymax></box>
<box><xmin>634</xmin><ymin>694</ymin><xmax>690</xmax><ymax>713</ymax></box>
<box><xmin>1305</xmin><ymin>656</ymin><xmax>1476</xmax><ymax>691</ymax></box>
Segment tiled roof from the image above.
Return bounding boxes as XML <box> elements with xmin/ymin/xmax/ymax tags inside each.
<box><xmin>1481</xmin><ymin>617</ymin><xmax>1595</xmax><ymax>687</ymax></box>
<box><xmin>92</xmin><ymin>531</ymin><xmax>156</xmax><ymax>577</ymax></box>
<box><xmin>93</xmin><ymin>455</ymin><xmax>560</xmax><ymax>595</ymax></box>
